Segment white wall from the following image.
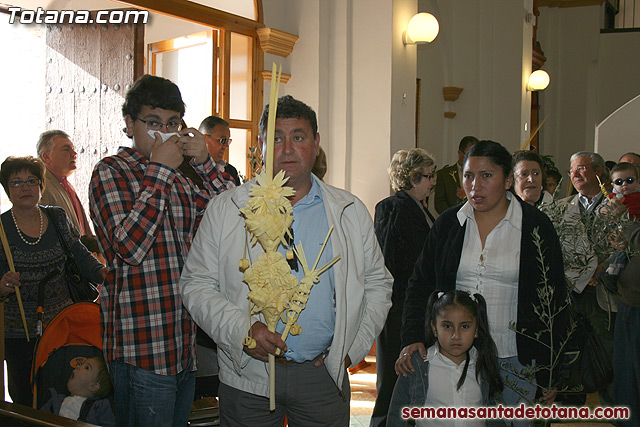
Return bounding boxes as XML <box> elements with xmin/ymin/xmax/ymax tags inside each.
<box><xmin>348</xmin><ymin>0</ymin><xmax>394</xmax><ymax>212</ymax></box>
<box><xmin>536</xmin><ymin>5</ymin><xmax>601</xmax><ymax>175</ymax></box>
<box><xmin>595</xmin><ymin>32</ymin><xmax>640</xmax><ymax>162</ymax></box>
<box><xmin>597</xmin><ymin>32</ymin><xmax>640</xmax><ymax>123</ymax></box>
<box><xmin>263</xmin><ymin>0</ymin><xmax>413</xmax><ymax>215</ymax></box>
<box><xmin>390</xmin><ymin>0</ymin><xmax>418</xmax><ymax>160</ymax></box>
<box><xmin>417</xmin><ymin>0</ymin><xmax>533</xmax><ymax>170</ymax></box>
<box><xmin>596</xmin><ymin>95</ymin><xmax>640</xmax><ymax>161</ymax></box>
<box><xmin>537</xmin><ymin>6</ymin><xmax>640</xmax><ymax>174</ymax></box>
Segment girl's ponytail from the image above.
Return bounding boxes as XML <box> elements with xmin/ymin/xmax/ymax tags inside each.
<box><xmin>423</xmin><ymin>290</ymin><xmax>443</xmax><ymax>348</ymax></box>
<box><xmin>472</xmin><ymin>293</ymin><xmax>504</xmax><ymax>398</ymax></box>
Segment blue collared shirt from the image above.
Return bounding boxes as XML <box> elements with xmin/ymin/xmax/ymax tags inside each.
<box><xmin>275</xmin><ymin>176</ymin><xmax>336</xmax><ymax>362</ymax></box>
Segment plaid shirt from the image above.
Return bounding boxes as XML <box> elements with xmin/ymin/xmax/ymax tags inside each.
<box><xmin>89</xmin><ymin>147</ymin><xmax>234</xmax><ymax>375</ymax></box>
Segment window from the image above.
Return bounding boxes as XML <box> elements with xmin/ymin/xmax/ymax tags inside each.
<box><xmin>137</xmin><ymin>0</ymin><xmax>264</xmax><ymax>180</ymax></box>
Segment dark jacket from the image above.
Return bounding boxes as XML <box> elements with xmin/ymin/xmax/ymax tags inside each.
<box><xmin>178</xmin><ymin>157</ymin><xmax>241</xmax><ymax>188</ymax></box>
<box><xmin>618</xmin><ymin>223</ymin><xmax>640</xmax><ymax>307</ymax></box>
<box><xmin>387</xmin><ymin>352</ymin><xmax>491</xmax><ymax>427</ymax></box>
<box><xmin>401</xmin><ymin>199</ymin><xmax>568</xmax><ymax>385</ymax></box>
<box><xmin>374</xmin><ymin>191</ymin><xmax>434</xmax><ymax>312</ymax></box>
<box><xmin>40</xmin><ymin>387</ymin><xmax>115</xmax><ymax>427</ymax></box>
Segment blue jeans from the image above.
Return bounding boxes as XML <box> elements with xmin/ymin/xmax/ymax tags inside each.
<box><xmin>109</xmin><ymin>360</ymin><xmax>195</xmax><ymax>427</ymax></box>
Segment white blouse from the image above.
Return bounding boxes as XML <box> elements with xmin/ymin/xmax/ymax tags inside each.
<box><xmin>456</xmin><ymin>194</ymin><xmax>522</xmax><ymax>358</ymax></box>
<box><xmin>418</xmin><ymin>345</ymin><xmax>483</xmax><ymax>427</ymax></box>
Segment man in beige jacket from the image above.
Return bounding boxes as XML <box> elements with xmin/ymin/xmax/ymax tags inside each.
<box><xmin>37</xmin><ymin>130</ymin><xmax>93</xmax><ymax>236</ymax></box>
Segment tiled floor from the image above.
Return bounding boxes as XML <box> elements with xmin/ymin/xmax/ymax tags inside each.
<box><xmin>348</xmin><ymin>355</ymin><xmax>377</xmax><ymax>427</ymax></box>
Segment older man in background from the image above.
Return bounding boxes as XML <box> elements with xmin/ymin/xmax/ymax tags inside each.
<box><xmin>199</xmin><ymin>116</ymin><xmax>241</xmax><ymax>186</ymax></box>
<box><xmin>37</xmin><ymin>130</ymin><xmax>92</xmax><ymax>236</ymax></box>
<box><xmin>619</xmin><ymin>152</ymin><xmax>640</xmax><ymax>168</ymax></box>
<box><xmin>560</xmin><ymin>151</ymin><xmax>615</xmax><ymax>405</ymax></box>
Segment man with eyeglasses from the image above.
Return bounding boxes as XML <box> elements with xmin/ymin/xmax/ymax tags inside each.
<box><xmin>199</xmin><ymin>116</ymin><xmax>241</xmax><ymax>186</ymax></box>
<box><xmin>37</xmin><ymin>130</ymin><xmax>93</xmax><ymax>238</ymax></box>
<box><xmin>88</xmin><ymin>74</ymin><xmax>235</xmax><ymax>427</ymax></box>
<box><xmin>179</xmin><ymin>95</ymin><xmax>392</xmax><ymax>426</ymax></box>
<box><xmin>563</xmin><ymin>152</ymin><xmax>607</xmax><ymax>217</ymax></box>
<box><xmin>559</xmin><ymin>151</ymin><xmax>616</xmax><ymax>406</ymax></box>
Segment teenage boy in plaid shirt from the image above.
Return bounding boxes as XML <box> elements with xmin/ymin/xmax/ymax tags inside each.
<box><xmin>89</xmin><ymin>75</ymin><xmax>235</xmax><ymax>426</ymax></box>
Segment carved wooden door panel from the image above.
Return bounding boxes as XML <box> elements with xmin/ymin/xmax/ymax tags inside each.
<box><xmin>44</xmin><ymin>16</ymin><xmax>143</xmax><ymax>209</ymax></box>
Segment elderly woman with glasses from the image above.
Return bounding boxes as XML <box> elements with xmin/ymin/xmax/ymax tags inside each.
<box><xmin>0</xmin><ymin>156</ymin><xmax>105</xmax><ymax>406</ymax></box>
<box><xmin>370</xmin><ymin>148</ymin><xmax>437</xmax><ymax>426</ymax></box>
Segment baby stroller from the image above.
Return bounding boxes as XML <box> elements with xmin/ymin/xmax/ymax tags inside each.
<box><xmin>31</xmin><ymin>301</ymin><xmax>103</xmax><ymax>410</ymax></box>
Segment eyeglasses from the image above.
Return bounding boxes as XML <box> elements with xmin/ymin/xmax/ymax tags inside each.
<box><xmin>613</xmin><ymin>177</ymin><xmax>637</xmax><ymax>186</ymax></box>
<box><xmin>205</xmin><ymin>135</ymin><xmax>232</xmax><ymax>146</ymax></box>
<box><xmin>9</xmin><ymin>178</ymin><xmax>41</xmax><ymax>188</ymax></box>
<box><xmin>135</xmin><ymin>117</ymin><xmax>182</xmax><ymax>132</ymax></box>
<box><xmin>568</xmin><ymin>165</ymin><xmax>588</xmax><ymax>175</ymax></box>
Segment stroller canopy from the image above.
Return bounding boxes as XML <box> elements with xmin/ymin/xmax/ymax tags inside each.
<box><xmin>32</xmin><ymin>302</ymin><xmax>102</xmax><ymax>408</ymax></box>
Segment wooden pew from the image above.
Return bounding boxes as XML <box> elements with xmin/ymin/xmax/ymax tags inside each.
<box><xmin>0</xmin><ymin>401</ymin><xmax>97</xmax><ymax>426</ymax></box>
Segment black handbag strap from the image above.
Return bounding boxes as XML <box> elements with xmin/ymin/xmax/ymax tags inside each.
<box><xmin>43</xmin><ymin>207</ymin><xmax>74</xmax><ymax>260</ymax></box>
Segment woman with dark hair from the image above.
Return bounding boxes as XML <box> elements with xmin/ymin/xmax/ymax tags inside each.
<box><xmin>396</xmin><ymin>141</ymin><xmax>567</xmax><ymax>421</ymax></box>
<box><xmin>371</xmin><ymin>148</ymin><xmax>436</xmax><ymax>426</ymax></box>
<box><xmin>0</xmin><ymin>156</ymin><xmax>104</xmax><ymax>406</ymax></box>
<box><xmin>512</xmin><ymin>150</ymin><xmax>554</xmax><ymax>206</ymax></box>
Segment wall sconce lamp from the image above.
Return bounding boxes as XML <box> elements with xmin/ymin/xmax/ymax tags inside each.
<box><xmin>528</xmin><ymin>70</ymin><xmax>550</xmax><ymax>91</ymax></box>
<box><xmin>403</xmin><ymin>13</ymin><xmax>439</xmax><ymax>45</ymax></box>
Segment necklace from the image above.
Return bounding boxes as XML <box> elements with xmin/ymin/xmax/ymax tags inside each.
<box><xmin>11</xmin><ymin>207</ymin><xmax>43</xmax><ymax>246</ymax></box>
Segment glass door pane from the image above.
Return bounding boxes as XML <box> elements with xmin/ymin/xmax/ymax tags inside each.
<box><xmin>150</xmin><ymin>31</ymin><xmax>217</xmax><ymax>128</ymax></box>
<box><xmin>230</xmin><ymin>32</ymin><xmax>253</xmax><ymax>121</ymax></box>
<box><xmin>229</xmin><ymin>128</ymin><xmax>251</xmax><ymax>180</ymax></box>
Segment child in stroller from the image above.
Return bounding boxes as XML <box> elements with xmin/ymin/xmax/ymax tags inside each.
<box><xmin>31</xmin><ymin>301</ymin><xmax>114</xmax><ymax>426</ymax></box>
<box><xmin>40</xmin><ymin>356</ymin><xmax>115</xmax><ymax>426</ymax></box>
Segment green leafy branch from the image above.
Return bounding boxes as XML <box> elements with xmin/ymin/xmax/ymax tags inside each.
<box><xmin>504</xmin><ymin>228</ymin><xmax>579</xmax><ymax>415</ymax></box>
<box><xmin>539</xmin><ymin>201</ymin><xmax>637</xmax><ymax>289</ymax></box>
<box><xmin>238</xmin><ymin>145</ymin><xmax>264</xmax><ymax>184</ymax></box>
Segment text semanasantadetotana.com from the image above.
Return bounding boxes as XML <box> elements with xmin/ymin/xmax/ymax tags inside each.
<box><xmin>7</xmin><ymin>7</ymin><xmax>149</xmax><ymax>25</ymax></box>
<box><xmin>401</xmin><ymin>404</ymin><xmax>630</xmax><ymax>421</ymax></box>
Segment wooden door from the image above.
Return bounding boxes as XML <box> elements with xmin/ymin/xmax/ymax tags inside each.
<box><xmin>44</xmin><ymin>14</ymin><xmax>144</xmax><ymax>209</ymax></box>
